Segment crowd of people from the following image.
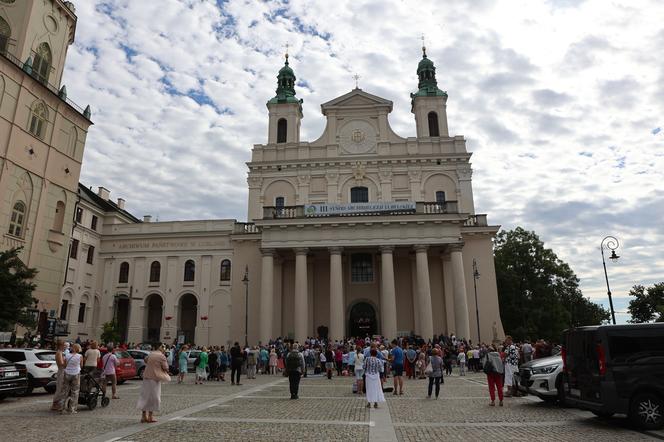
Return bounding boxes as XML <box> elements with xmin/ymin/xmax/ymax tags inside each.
<box><xmin>5</xmin><ymin>333</ymin><xmax>558</xmax><ymax>421</ymax></box>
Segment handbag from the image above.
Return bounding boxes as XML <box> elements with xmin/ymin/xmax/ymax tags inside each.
<box><xmin>425</xmin><ymin>362</ymin><xmax>433</xmax><ymax>376</ymax></box>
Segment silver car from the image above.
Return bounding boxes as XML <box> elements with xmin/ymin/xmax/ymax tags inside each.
<box><xmin>514</xmin><ymin>355</ymin><xmax>564</xmax><ymax>403</ymax></box>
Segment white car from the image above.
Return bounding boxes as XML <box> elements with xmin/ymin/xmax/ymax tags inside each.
<box><xmin>514</xmin><ymin>355</ymin><xmax>564</xmax><ymax>403</ymax></box>
<box><xmin>0</xmin><ymin>349</ymin><xmax>58</xmax><ymax>394</ymax></box>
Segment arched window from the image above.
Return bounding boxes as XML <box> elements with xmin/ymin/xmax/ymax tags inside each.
<box><xmin>220</xmin><ymin>259</ymin><xmax>231</xmax><ymax>281</ymax></box>
<box><xmin>118</xmin><ymin>262</ymin><xmax>129</xmax><ymax>284</ymax></box>
<box><xmin>428</xmin><ymin>111</ymin><xmax>440</xmax><ymax>137</ymax></box>
<box><xmin>0</xmin><ymin>17</ymin><xmax>10</xmax><ymax>54</ymax></box>
<box><xmin>277</xmin><ymin>118</ymin><xmax>287</xmax><ymax>143</ymax></box>
<box><xmin>52</xmin><ymin>200</ymin><xmax>65</xmax><ymax>232</ymax></box>
<box><xmin>350</xmin><ymin>186</ymin><xmax>368</xmax><ymax>203</ymax></box>
<box><xmin>8</xmin><ymin>201</ymin><xmax>26</xmax><ymax>237</ymax></box>
<box><xmin>184</xmin><ymin>259</ymin><xmax>195</xmax><ymax>282</ymax></box>
<box><xmin>29</xmin><ymin>101</ymin><xmax>48</xmax><ymax>139</ymax></box>
<box><xmin>149</xmin><ymin>261</ymin><xmax>161</xmax><ymax>283</ymax></box>
<box><xmin>435</xmin><ymin>191</ymin><xmax>446</xmax><ymax>204</ymax></box>
<box><xmin>33</xmin><ymin>42</ymin><xmax>52</xmax><ymax>84</ymax></box>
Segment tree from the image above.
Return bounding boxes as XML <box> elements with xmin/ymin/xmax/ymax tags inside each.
<box><xmin>100</xmin><ymin>320</ymin><xmax>121</xmax><ymax>345</ymax></box>
<box><xmin>494</xmin><ymin>227</ymin><xmax>610</xmax><ymax>342</ymax></box>
<box><xmin>627</xmin><ymin>283</ymin><xmax>664</xmax><ymax>323</ymax></box>
<box><xmin>0</xmin><ymin>248</ymin><xmax>38</xmax><ymax>331</ymax></box>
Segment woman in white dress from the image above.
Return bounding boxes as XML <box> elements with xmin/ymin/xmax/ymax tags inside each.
<box><xmin>363</xmin><ymin>348</ymin><xmax>385</xmax><ymax>408</ymax></box>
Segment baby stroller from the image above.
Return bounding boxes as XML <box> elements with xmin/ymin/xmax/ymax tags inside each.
<box><xmin>78</xmin><ymin>369</ymin><xmax>110</xmax><ymax>410</ymax></box>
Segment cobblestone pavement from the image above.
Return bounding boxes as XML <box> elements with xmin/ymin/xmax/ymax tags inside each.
<box><xmin>0</xmin><ymin>372</ymin><xmax>662</xmax><ymax>441</ymax></box>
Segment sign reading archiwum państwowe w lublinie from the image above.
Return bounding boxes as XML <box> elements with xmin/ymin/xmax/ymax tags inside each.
<box><xmin>304</xmin><ymin>201</ymin><xmax>416</xmax><ymax>217</ymax></box>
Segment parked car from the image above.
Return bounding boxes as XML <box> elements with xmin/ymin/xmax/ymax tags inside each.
<box><xmin>562</xmin><ymin>323</ymin><xmax>664</xmax><ymax>430</ymax></box>
<box><xmin>0</xmin><ymin>349</ymin><xmax>58</xmax><ymax>394</ymax></box>
<box><xmin>514</xmin><ymin>355</ymin><xmax>564</xmax><ymax>403</ymax></box>
<box><xmin>186</xmin><ymin>350</ymin><xmax>201</xmax><ymax>372</ymax></box>
<box><xmin>0</xmin><ymin>355</ymin><xmax>28</xmax><ymax>400</ymax></box>
<box><xmin>98</xmin><ymin>349</ymin><xmax>137</xmax><ymax>384</ymax></box>
<box><xmin>128</xmin><ymin>349</ymin><xmax>151</xmax><ymax>379</ymax></box>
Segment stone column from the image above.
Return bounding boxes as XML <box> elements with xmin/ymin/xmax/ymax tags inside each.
<box><xmin>259</xmin><ymin>249</ymin><xmax>275</xmax><ymax>344</ymax></box>
<box><xmin>379</xmin><ymin>246</ymin><xmax>398</xmax><ymax>339</ymax></box>
<box><xmin>294</xmin><ymin>248</ymin><xmax>309</xmax><ymax>343</ymax></box>
<box><xmin>414</xmin><ymin>245</ymin><xmax>434</xmax><ymax>340</ymax></box>
<box><xmin>441</xmin><ymin>253</ymin><xmax>455</xmax><ymax>335</ymax></box>
<box><xmin>450</xmin><ymin>244</ymin><xmax>471</xmax><ymax>340</ymax></box>
<box><xmin>329</xmin><ymin>247</ymin><xmax>344</xmax><ymax>341</ymax></box>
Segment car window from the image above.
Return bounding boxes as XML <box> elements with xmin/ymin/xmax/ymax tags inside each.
<box><xmin>35</xmin><ymin>352</ymin><xmax>56</xmax><ymax>361</ymax></box>
<box><xmin>0</xmin><ymin>351</ymin><xmax>25</xmax><ymax>363</ymax></box>
<box><xmin>0</xmin><ymin>356</ymin><xmax>9</xmax><ymax>364</ymax></box>
<box><xmin>116</xmin><ymin>351</ymin><xmax>130</xmax><ymax>359</ymax></box>
<box><xmin>609</xmin><ymin>332</ymin><xmax>664</xmax><ymax>363</ymax></box>
<box><xmin>129</xmin><ymin>352</ymin><xmax>145</xmax><ymax>359</ymax></box>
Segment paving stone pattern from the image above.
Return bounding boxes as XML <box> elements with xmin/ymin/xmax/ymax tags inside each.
<box><xmin>0</xmin><ymin>372</ymin><xmax>660</xmax><ymax>441</ymax></box>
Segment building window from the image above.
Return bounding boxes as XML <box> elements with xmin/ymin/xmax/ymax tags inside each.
<box><xmin>351</xmin><ymin>253</ymin><xmax>373</xmax><ymax>283</ymax></box>
<box><xmin>149</xmin><ymin>261</ymin><xmax>161</xmax><ymax>283</ymax></box>
<box><xmin>75</xmin><ymin>207</ymin><xmax>83</xmax><ymax>223</ymax></box>
<box><xmin>277</xmin><ymin>118</ymin><xmax>287</xmax><ymax>143</ymax></box>
<box><xmin>90</xmin><ymin>215</ymin><xmax>98</xmax><ymax>231</ymax></box>
<box><xmin>53</xmin><ymin>200</ymin><xmax>65</xmax><ymax>232</ymax></box>
<box><xmin>77</xmin><ymin>303</ymin><xmax>86</xmax><ymax>323</ymax></box>
<box><xmin>59</xmin><ymin>299</ymin><xmax>68</xmax><ymax>320</ymax></box>
<box><xmin>86</xmin><ymin>246</ymin><xmax>94</xmax><ymax>264</ymax></box>
<box><xmin>69</xmin><ymin>238</ymin><xmax>79</xmax><ymax>259</ymax></box>
<box><xmin>184</xmin><ymin>259</ymin><xmax>195</xmax><ymax>282</ymax></box>
<box><xmin>118</xmin><ymin>262</ymin><xmax>129</xmax><ymax>284</ymax></box>
<box><xmin>275</xmin><ymin>196</ymin><xmax>285</xmax><ymax>210</ymax></box>
<box><xmin>0</xmin><ymin>17</ymin><xmax>10</xmax><ymax>54</ymax></box>
<box><xmin>32</xmin><ymin>42</ymin><xmax>52</xmax><ymax>84</ymax></box>
<box><xmin>28</xmin><ymin>101</ymin><xmax>48</xmax><ymax>139</ymax></box>
<box><xmin>428</xmin><ymin>111</ymin><xmax>440</xmax><ymax>137</ymax></box>
<box><xmin>8</xmin><ymin>201</ymin><xmax>26</xmax><ymax>237</ymax></box>
<box><xmin>220</xmin><ymin>259</ymin><xmax>231</xmax><ymax>281</ymax></box>
<box><xmin>350</xmin><ymin>186</ymin><xmax>369</xmax><ymax>203</ymax></box>
<box><xmin>435</xmin><ymin>191</ymin><xmax>446</xmax><ymax>204</ymax></box>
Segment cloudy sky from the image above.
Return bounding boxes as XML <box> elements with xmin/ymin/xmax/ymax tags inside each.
<box><xmin>63</xmin><ymin>0</ymin><xmax>663</xmax><ymax>322</ymax></box>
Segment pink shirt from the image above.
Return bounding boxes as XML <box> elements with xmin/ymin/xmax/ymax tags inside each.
<box><xmin>101</xmin><ymin>353</ymin><xmax>118</xmax><ymax>376</ymax></box>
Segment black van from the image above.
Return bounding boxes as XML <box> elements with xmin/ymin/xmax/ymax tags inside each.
<box><xmin>562</xmin><ymin>323</ymin><xmax>664</xmax><ymax>430</ymax></box>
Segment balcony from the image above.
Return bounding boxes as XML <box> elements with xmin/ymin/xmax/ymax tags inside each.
<box><xmin>234</xmin><ymin>222</ymin><xmax>261</xmax><ymax>234</ymax></box>
<box><xmin>0</xmin><ymin>40</ymin><xmax>88</xmax><ymax>117</ymax></box>
<box><xmin>263</xmin><ymin>201</ymin><xmax>460</xmax><ymax>219</ymax></box>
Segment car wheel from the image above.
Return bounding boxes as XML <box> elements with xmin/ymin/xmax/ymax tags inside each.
<box><xmin>630</xmin><ymin>393</ymin><xmax>664</xmax><ymax>430</ymax></box>
<box><xmin>44</xmin><ymin>385</ymin><xmax>56</xmax><ymax>394</ymax></box>
<box><xmin>591</xmin><ymin>410</ymin><xmax>615</xmax><ymax>418</ymax></box>
<box><xmin>555</xmin><ymin>375</ymin><xmax>566</xmax><ymax>406</ymax></box>
<box><xmin>117</xmin><ymin>379</ymin><xmax>126</xmax><ymax>385</ymax></box>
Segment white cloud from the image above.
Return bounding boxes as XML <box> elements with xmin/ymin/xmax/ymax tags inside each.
<box><xmin>63</xmin><ymin>0</ymin><xmax>664</xmax><ymax>311</ymax></box>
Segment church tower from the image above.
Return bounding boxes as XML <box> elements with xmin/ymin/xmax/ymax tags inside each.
<box><xmin>266</xmin><ymin>52</ymin><xmax>302</xmax><ymax>144</ymax></box>
<box><xmin>411</xmin><ymin>44</ymin><xmax>449</xmax><ymax>138</ymax></box>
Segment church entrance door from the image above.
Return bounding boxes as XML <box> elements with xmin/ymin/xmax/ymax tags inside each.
<box><xmin>348</xmin><ymin>302</ymin><xmax>377</xmax><ymax>338</ymax></box>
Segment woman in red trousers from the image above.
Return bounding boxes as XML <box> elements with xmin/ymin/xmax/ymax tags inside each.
<box><xmin>484</xmin><ymin>345</ymin><xmax>505</xmax><ymax>406</ymax></box>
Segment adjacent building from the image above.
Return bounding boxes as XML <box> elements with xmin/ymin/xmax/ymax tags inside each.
<box><xmin>0</xmin><ymin>0</ymin><xmax>92</xmax><ymax>318</ymax></box>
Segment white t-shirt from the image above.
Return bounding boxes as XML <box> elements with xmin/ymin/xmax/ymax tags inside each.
<box><xmin>64</xmin><ymin>353</ymin><xmax>82</xmax><ymax>375</ymax></box>
<box><xmin>457</xmin><ymin>352</ymin><xmax>466</xmax><ymax>363</ymax></box>
<box><xmin>355</xmin><ymin>353</ymin><xmax>365</xmax><ymax>370</ymax></box>
<box><xmin>84</xmin><ymin>348</ymin><xmax>100</xmax><ymax>367</ymax></box>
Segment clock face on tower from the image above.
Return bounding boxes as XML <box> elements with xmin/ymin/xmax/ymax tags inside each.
<box><xmin>339</xmin><ymin>119</ymin><xmax>377</xmax><ymax>155</ymax></box>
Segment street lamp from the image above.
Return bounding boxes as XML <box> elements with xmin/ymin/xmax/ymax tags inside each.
<box><xmin>242</xmin><ymin>265</ymin><xmax>249</xmax><ymax>348</ymax></box>
<box><xmin>600</xmin><ymin>236</ymin><xmax>620</xmax><ymax>325</ymax></box>
<box><xmin>472</xmin><ymin>259</ymin><xmax>481</xmax><ymax>343</ymax></box>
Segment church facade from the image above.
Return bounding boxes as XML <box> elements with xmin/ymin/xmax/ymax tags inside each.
<box><xmin>77</xmin><ymin>49</ymin><xmax>505</xmax><ymax>347</ymax></box>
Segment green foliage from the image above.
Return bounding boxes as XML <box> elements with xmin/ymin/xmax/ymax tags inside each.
<box><xmin>0</xmin><ymin>248</ymin><xmax>38</xmax><ymax>331</ymax></box>
<box><xmin>100</xmin><ymin>320</ymin><xmax>121</xmax><ymax>345</ymax></box>
<box><xmin>627</xmin><ymin>283</ymin><xmax>664</xmax><ymax>323</ymax></box>
<box><xmin>494</xmin><ymin>227</ymin><xmax>610</xmax><ymax>342</ymax></box>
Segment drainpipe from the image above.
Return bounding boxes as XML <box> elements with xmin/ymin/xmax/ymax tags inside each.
<box><xmin>62</xmin><ymin>190</ymin><xmax>81</xmax><ymax>286</ymax></box>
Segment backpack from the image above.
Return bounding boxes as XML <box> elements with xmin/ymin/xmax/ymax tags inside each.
<box><xmin>286</xmin><ymin>352</ymin><xmax>301</xmax><ymax>373</ymax></box>
<box><xmin>247</xmin><ymin>352</ymin><xmax>256</xmax><ymax>365</ymax></box>
<box><xmin>194</xmin><ymin>356</ymin><xmax>201</xmax><ymax>367</ymax></box>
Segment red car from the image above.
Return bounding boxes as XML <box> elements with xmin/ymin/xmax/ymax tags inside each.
<box><xmin>98</xmin><ymin>349</ymin><xmax>137</xmax><ymax>384</ymax></box>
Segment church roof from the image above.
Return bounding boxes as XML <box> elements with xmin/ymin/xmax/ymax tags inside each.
<box><xmin>320</xmin><ymin>88</ymin><xmax>393</xmax><ymax>115</ymax></box>
<box><xmin>78</xmin><ymin>183</ymin><xmax>141</xmax><ymax>223</ymax></box>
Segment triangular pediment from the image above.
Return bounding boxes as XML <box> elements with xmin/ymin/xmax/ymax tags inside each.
<box><xmin>321</xmin><ymin>89</ymin><xmax>393</xmax><ymax>114</ymax></box>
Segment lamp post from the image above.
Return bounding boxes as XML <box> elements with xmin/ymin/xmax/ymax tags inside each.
<box><xmin>242</xmin><ymin>266</ymin><xmax>249</xmax><ymax>348</ymax></box>
<box><xmin>472</xmin><ymin>259</ymin><xmax>481</xmax><ymax>343</ymax></box>
<box><xmin>600</xmin><ymin>236</ymin><xmax>620</xmax><ymax>325</ymax></box>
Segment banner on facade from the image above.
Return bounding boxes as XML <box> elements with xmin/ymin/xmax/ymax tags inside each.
<box><xmin>304</xmin><ymin>201</ymin><xmax>416</xmax><ymax>217</ymax></box>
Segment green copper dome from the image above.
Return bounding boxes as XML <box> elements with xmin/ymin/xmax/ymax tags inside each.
<box><xmin>411</xmin><ymin>47</ymin><xmax>447</xmax><ymax>99</ymax></box>
<box><xmin>268</xmin><ymin>54</ymin><xmax>302</xmax><ymax>105</ymax></box>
